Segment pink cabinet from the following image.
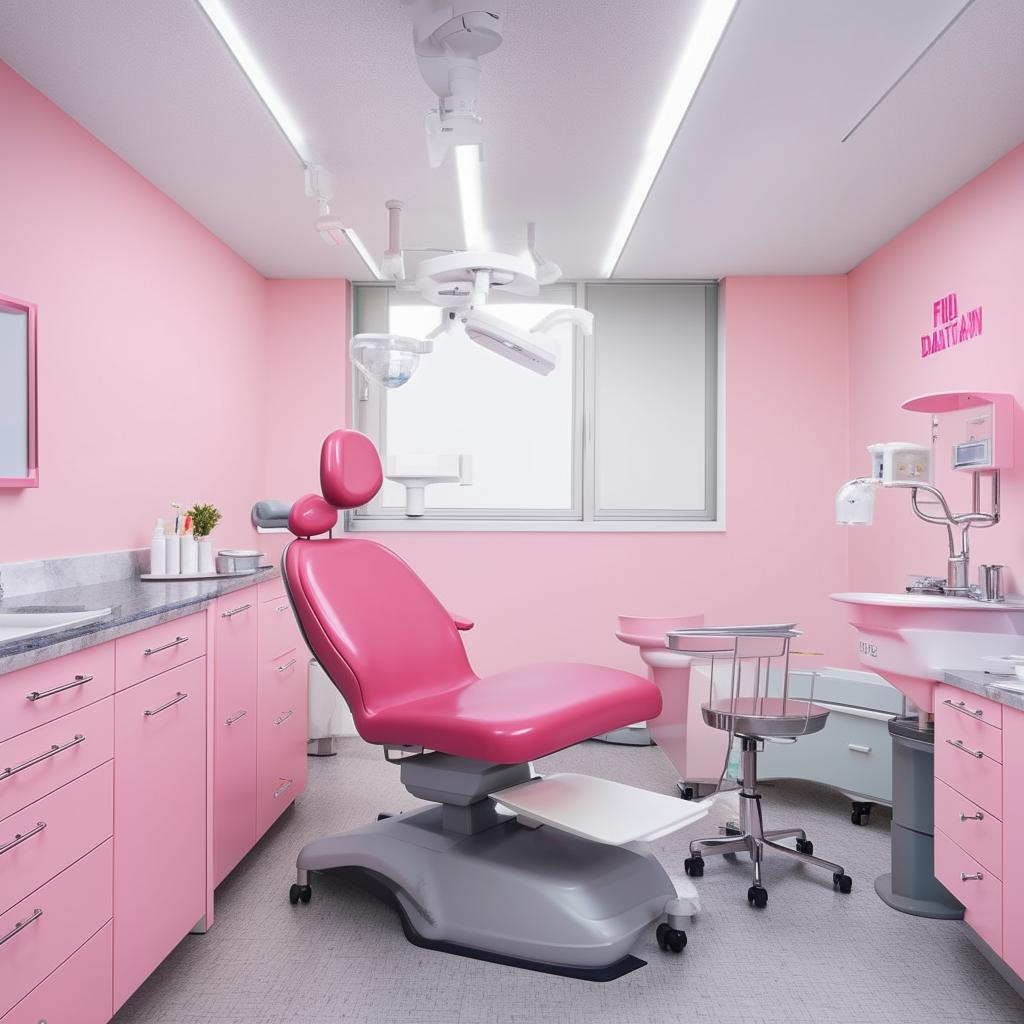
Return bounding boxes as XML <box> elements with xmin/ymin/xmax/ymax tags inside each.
<box><xmin>114</xmin><ymin>611</ymin><xmax>206</xmax><ymax>691</ymax></box>
<box><xmin>935</xmin><ymin>826</ymin><xmax>1003</xmax><ymax>954</ymax></box>
<box><xmin>113</xmin><ymin>658</ymin><xmax>207</xmax><ymax>1011</ymax></box>
<box><xmin>212</xmin><ymin>588</ymin><xmax>258</xmax><ymax>887</ymax></box>
<box><xmin>1</xmin><ymin>920</ymin><xmax>112</xmax><ymax>1024</ymax></box>
<box><xmin>0</xmin><ymin>839</ymin><xmax>113</xmax><ymax>1018</ymax></box>
<box><xmin>1003</xmin><ymin>707</ymin><xmax>1024</xmax><ymax>980</ymax></box>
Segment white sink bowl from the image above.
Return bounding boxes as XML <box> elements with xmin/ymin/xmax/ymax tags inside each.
<box><xmin>831</xmin><ymin>592</ymin><xmax>1024</xmax><ymax>712</ymax></box>
<box><xmin>0</xmin><ymin>608</ymin><xmax>113</xmax><ymax>644</ymax></box>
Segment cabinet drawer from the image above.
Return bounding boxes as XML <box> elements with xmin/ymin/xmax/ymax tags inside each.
<box><xmin>114</xmin><ymin>611</ymin><xmax>206</xmax><ymax>691</ymax></box>
<box><xmin>935</xmin><ymin>683</ymin><xmax>1002</xmax><ymax>731</ymax></box>
<box><xmin>936</xmin><ymin>693</ymin><xmax>1002</xmax><ymax>764</ymax></box>
<box><xmin>256</xmin><ymin>692</ymin><xmax>307</xmax><ymax>837</ymax></box>
<box><xmin>259</xmin><ymin>598</ymin><xmax>301</xmax><ymax>663</ymax></box>
<box><xmin>258</xmin><ymin>577</ymin><xmax>287</xmax><ymax>604</ymax></box>
<box><xmin>0</xmin><ymin>697</ymin><xmax>113</xmax><ymax>822</ymax></box>
<box><xmin>113</xmin><ymin>659</ymin><xmax>207</xmax><ymax>1011</ymax></box>
<box><xmin>0</xmin><ymin>761</ymin><xmax>113</xmax><ymax>916</ymax></box>
<box><xmin>0</xmin><ymin>839</ymin><xmax>113</xmax><ymax>1018</ymax></box>
<box><xmin>934</xmin><ymin>732</ymin><xmax>1002</xmax><ymax>818</ymax></box>
<box><xmin>213</xmin><ymin>702</ymin><xmax>257</xmax><ymax>887</ymax></box>
<box><xmin>1</xmin><ymin>920</ymin><xmax>112</xmax><ymax>1024</ymax></box>
<box><xmin>934</xmin><ymin>827</ymin><xmax>1002</xmax><ymax>955</ymax></box>
<box><xmin>0</xmin><ymin>644</ymin><xmax>114</xmax><ymax>744</ymax></box>
<box><xmin>934</xmin><ymin>778</ymin><xmax>1002</xmax><ymax>879</ymax></box>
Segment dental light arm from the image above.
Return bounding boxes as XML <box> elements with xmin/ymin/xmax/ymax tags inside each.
<box><xmin>531</xmin><ymin>307</ymin><xmax>594</xmax><ymax>338</ymax></box>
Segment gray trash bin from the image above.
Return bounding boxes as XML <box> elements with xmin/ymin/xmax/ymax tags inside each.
<box><xmin>875</xmin><ymin>716</ymin><xmax>964</xmax><ymax>919</ymax></box>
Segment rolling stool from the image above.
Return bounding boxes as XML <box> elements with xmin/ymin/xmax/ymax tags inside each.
<box><xmin>666</xmin><ymin>626</ymin><xmax>854</xmax><ymax>908</ymax></box>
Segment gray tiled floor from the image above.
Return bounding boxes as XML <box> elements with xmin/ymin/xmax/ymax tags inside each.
<box><xmin>114</xmin><ymin>738</ymin><xmax>1024</xmax><ymax>1024</ymax></box>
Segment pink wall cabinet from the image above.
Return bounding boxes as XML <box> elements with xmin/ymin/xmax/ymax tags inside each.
<box><xmin>213</xmin><ymin>588</ymin><xmax>259</xmax><ymax>887</ymax></box>
<box><xmin>0</xmin><ymin>293</ymin><xmax>38</xmax><ymax>489</ymax></box>
<box><xmin>113</xmin><ymin>657</ymin><xmax>207</xmax><ymax>1011</ymax></box>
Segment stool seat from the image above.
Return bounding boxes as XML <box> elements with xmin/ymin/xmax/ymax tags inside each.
<box><xmin>701</xmin><ymin>697</ymin><xmax>830</xmax><ymax>739</ymax></box>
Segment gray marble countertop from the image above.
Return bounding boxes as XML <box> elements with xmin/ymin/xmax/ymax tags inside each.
<box><xmin>0</xmin><ymin>568</ymin><xmax>277</xmax><ymax>675</ymax></box>
<box><xmin>944</xmin><ymin>670</ymin><xmax>1024</xmax><ymax>714</ymax></box>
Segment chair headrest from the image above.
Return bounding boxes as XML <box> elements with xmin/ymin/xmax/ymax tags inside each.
<box><xmin>320</xmin><ymin>429</ymin><xmax>383</xmax><ymax>509</ymax></box>
<box><xmin>286</xmin><ymin>430</ymin><xmax>383</xmax><ymax>538</ymax></box>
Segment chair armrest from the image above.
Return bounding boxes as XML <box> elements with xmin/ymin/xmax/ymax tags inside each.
<box><xmin>449</xmin><ymin>611</ymin><xmax>474</xmax><ymax>631</ymax></box>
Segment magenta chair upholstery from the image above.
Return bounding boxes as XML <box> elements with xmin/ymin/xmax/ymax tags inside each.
<box><xmin>285</xmin><ymin>429</ymin><xmax>661</xmax><ymax>764</ymax></box>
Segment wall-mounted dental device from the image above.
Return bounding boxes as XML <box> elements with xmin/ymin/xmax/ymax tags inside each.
<box><xmin>385</xmin><ymin>453</ymin><xmax>472</xmax><ymax>516</ymax></box>
<box><xmin>835</xmin><ymin>392</ymin><xmax>1014</xmax><ymax>599</ymax></box>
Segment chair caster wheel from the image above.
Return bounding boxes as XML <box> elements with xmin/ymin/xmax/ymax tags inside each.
<box><xmin>747</xmin><ymin>885</ymin><xmax>768</xmax><ymax>908</ymax></box>
<box><xmin>833</xmin><ymin>872</ymin><xmax>853</xmax><ymax>894</ymax></box>
<box><xmin>796</xmin><ymin>838</ymin><xmax>814</xmax><ymax>855</ymax></box>
<box><xmin>678</xmin><ymin>785</ymin><xmax>695</xmax><ymax>801</ymax></box>
<box><xmin>851</xmin><ymin>801</ymin><xmax>873</xmax><ymax>826</ymax></box>
<box><xmin>656</xmin><ymin>922</ymin><xmax>687</xmax><ymax>953</ymax></box>
<box><xmin>684</xmin><ymin>855</ymin><xmax>705</xmax><ymax>877</ymax></box>
<box><xmin>289</xmin><ymin>883</ymin><xmax>312</xmax><ymax>905</ymax></box>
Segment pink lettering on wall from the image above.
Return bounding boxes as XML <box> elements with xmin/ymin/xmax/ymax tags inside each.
<box><xmin>920</xmin><ymin>291</ymin><xmax>983</xmax><ymax>358</ymax></box>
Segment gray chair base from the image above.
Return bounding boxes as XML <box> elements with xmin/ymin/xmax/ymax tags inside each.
<box><xmin>683</xmin><ymin>737</ymin><xmax>852</xmax><ymax>906</ymax></box>
<box><xmin>289</xmin><ymin>753</ymin><xmax>687</xmax><ymax>974</ymax></box>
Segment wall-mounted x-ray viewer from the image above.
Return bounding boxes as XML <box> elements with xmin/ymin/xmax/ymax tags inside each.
<box><xmin>0</xmin><ymin>294</ymin><xmax>38</xmax><ymax>488</ymax></box>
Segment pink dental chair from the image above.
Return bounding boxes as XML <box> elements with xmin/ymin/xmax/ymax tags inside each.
<box><xmin>282</xmin><ymin>429</ymin><xmax>691</xmax><ymax>979</ymax></box>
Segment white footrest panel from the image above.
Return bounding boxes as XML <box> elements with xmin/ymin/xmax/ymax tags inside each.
<box><xmin>492</xmin><ymin>773</ymin><xmax>713</xmax><ymax>846</ymax></box>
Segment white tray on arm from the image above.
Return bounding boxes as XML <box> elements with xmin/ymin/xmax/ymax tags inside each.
<box><xmin>492</xmin><ymin>773</ymin><xmax>714</xmax><ymax>845</ymax></box>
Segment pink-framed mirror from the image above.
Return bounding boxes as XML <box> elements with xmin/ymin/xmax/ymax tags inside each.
<box><xmin>0</xmin><ymin>293</ymin><xmax>38</xmax><ymax>488</ymax></box>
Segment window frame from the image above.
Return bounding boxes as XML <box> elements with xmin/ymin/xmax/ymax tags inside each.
<box><xmin>347</xmin><ymin>280</ymin><xmax>724</xmax><ymax>534</ymax></box>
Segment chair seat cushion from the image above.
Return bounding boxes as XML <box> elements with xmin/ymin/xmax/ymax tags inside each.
<box><xmin>363</xmin><ymin>662</ymin><xmax>662</xmax><ymax>763</ymax></box>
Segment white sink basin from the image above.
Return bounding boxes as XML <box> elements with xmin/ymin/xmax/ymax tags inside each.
<box><xmin>831</xmin><ymin>592</ymin><xmax>1024</xmax><ymax>712</ymax></box>
<box><xmin>0</xmin><ymin>608</ymin><xmax>113</xmax><ymax>644</ymax></box>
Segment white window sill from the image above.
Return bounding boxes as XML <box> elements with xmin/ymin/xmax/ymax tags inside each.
<box><xmin>345</xmin><ymin>517</ymin><xmax>726</xmax><ymax>534</ymax></box>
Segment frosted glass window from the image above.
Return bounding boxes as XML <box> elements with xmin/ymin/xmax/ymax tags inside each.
<box><xmin>589</xmin><ymin>284</ymin><xmax>714</xmax><ymax>516</ymax></box>
<box><xmin>381</xmin><ymin>286</ymin><xmax>577</xmax><ymax>513</ymax></box>
<box><xmin>0</xmin><ymin>307</ymin><xmax>29</xmax><ymax>479</ymax></box>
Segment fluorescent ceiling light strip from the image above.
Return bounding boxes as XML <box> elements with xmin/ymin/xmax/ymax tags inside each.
<box><xmin>194</xmin><ymin>0</ymin><xmax>308</xmax><ymax>163</ymax></box>
<box><xmin>343</xmin><ymin>229</ymin><xmax>384</xmax><ymax>280</ymax></box>
<box><xmin>600</xmin><ymin>0</ymin><xmax>738</xmax><ymax>278</ymax></box>
<box><xmin>455</xmin><ymin>145</ymin><xmax>490</xmax><ymax>251</ymax></box>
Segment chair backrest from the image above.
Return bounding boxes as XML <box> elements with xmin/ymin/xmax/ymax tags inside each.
<box><xmin>283</xmin><ymin>430</ymin><xmax>477</xmax><ymax>732</ymax></box>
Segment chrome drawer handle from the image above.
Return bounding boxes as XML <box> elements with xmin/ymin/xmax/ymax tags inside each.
<box><xmin>144</xmin><ymin>691</ymin><xmax>189</xmax><ymax>717</ymax></box>
<box><xmin>221</xmin><ymin>603</ymin><xmax>253</xmax><ymax>618</ymax></box>
<box><xmin>848</xmin><ymin>743</ymin><xmax>871</xmax><ymax>754</ymax></box>
<box><xmin>276</xmin><ymin>604</ymin><xmax>289</xmax><ymax>613</ymax></box>
<box><xmin>273</xmin><ymin>778</ymin><xmax>293</xmax><ymax>798</ymax></box>
<box><xmin>275</xmin><ymin>710</ymin><xmax>294</xmax><ymax>726</ymax></box>
<box><xmin>143</xmin><ymin>635</ymin><xmax>189</xmax><ymax>656</ymax></box>
<box><xmin>943</xmin><ymin>698</ymin><xmax>984</xmax><ymax>718</ymax></box>
<box><xmin>0</xmin><ymin>907</ymin><xmax>42</xmax><ymax>946</ymax></box>
<box><xmin>0</xmin><ymin>821</ymin><xmax>46</xmax><ymax>857</ymax></box>
<box><xmin>225</xmin><ymin>709</ymin><xmax>248</xmax><ymax>726</ymax></box>
<box><xmin>946</xmin><ymin>738</ymin><xmax>984</xmax><ymax>759</ymax></box>
<box><xmin>1</xmin><ymin>735</ymin><xmax>85</xmax><ymax>781</ymax></box>
<box><xmin>25</xmin><ymin>674</ymin><xmax>94</xmax><ymax>702</ymax></box>
<box><xmin>277</xmin><ymin>658</ymin><xmax>298</xmax><ymax>673</ymax></box>
<box><xmin>960</xmin><ymin>811</ymin><xmax>985</xmax><ymax>821</ymax></box>
<box><xmin>961</xmin><ymin>871</ymin><xmax>984</xmax><ymax>882</ymax></box>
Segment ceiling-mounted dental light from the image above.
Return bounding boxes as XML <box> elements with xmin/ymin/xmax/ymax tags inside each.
<box><xmin>527</xmin><ymin>223</ymin><xmax>563</xmax><ymax>285</ymax></box>
<box><xmin>194</xmin><ymin>0</ymin><xmax>307</xmax><ymax>162</ymax></box>
<box><xmin>455</xmin><ymin>145</ymin><xmax>489</xmax><ymax>251</ymax></box>
<box><xmin>403</xmin><ymin>0</ymin><xmax>505</xmax><ymax>168</ymax></box>
<box><xmin>351</xmin><ymin>334</ymin><xmax>433</xmax><ymax>389</ymax></box>
<box><xmin>600</xmin><ymin>0</ymin><xmax>737</xmax><ymax>277</ymax></box>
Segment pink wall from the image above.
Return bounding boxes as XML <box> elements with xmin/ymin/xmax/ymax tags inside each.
<box><xmin>264</xmin><ymin>276</ymin><xmax>853</xmax><ymax>675</ymax></box>
<box><xmin>847</xmin><ymin>144</ymin><xmax>1024</xmax><ymax>595</ymax></box>
<box><xmin>0</xmin><ymin>60</ymin><xmax>269</xmax><ymax>559</ymax></box>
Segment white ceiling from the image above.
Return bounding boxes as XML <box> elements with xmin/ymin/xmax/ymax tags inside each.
<box><xmin>1</xmin><ymin>0</ymin><xmax>1022</xmax><ymax>280</ymax></box>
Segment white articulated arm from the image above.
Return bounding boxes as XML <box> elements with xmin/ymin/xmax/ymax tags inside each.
<box><xmin>532</xmin><ymin>308</ymin><xmax>595</xmax><ymax>338</ymax></box>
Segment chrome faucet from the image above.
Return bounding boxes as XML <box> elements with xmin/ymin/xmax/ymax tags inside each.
<box><xmin>903</xmin><ymin>473</ymin><xmax>1001</xmax><ymax>599</ymax></box>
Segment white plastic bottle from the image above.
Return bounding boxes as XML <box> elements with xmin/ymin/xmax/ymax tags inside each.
<box><xmin>165</xmin><ymin>532</ymin><xmax>181</xmax><ymax>575</ymax></box>
<box><xmin>150</xmin><ymin>519</ymin><xmax>167</xmax><ymax>575</ymax></box>
<box><xmin>180</xmin><ymin>534</ymin><xmax>198</xmax><ymax>575</ymax></box>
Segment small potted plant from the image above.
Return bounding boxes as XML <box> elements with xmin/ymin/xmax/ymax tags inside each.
<box><xmin>188</xmin><ymin>503</ymin><xmax>222</xmax><ymax>573</ymax></box>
